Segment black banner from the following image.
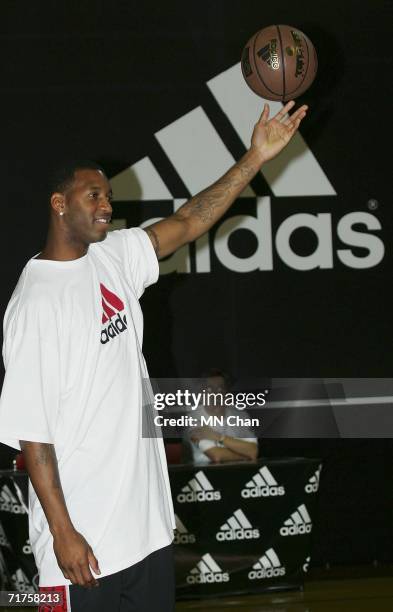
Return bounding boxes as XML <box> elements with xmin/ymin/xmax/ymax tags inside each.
<box><xmin>0</xmin><ymin>459</ymin><xmax>321</xmax><ymax>597</ymax></box>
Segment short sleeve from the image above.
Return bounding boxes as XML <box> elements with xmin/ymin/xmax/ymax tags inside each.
<box><xmin>0</xmin><ymin>304</ymin><xmax>60</xmax><ymax>451</ymax></box>
<box><xmin>96</xmin><ymin>227</ymin><xmax>159</xmax><ymax>299</ymax></box>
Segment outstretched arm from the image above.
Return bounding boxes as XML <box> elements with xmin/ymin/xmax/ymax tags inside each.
<box><xmin>145</xmin><ymin>100</ymin><xmax>307</xmax><ymax>258</ymax></box>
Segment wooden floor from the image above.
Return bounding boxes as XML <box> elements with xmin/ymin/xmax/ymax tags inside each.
<box><xmin>176</xmin><ymin>576</ymin><xmax>393</xmax><ymax>612</ymax></box>
<box><xmin>4</xmin><ymin>573</ymin><xmax>393</xmax><ymax>612</ymax></box>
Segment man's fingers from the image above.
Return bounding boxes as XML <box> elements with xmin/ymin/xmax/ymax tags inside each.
<box><xmin>258</xmin><ymin>103</ymin><xmax>270</xmax><ymax>123</ymax></box>
<box><xmin>284</xmin><ymin>105</ymin><xmax>308</xmax><ymax>126</ymax></box>
<box><xmin>275</xmin><ymin>100</ymin><xmax>295</xmax><ymax>121</ymax></box>
<box><xmin>88</xmin><ymin>548</ymin><xmax>101</xmax><ymax>576</ymax></box>
<box><xmin>80</xmin><ymin>561</ymin><xmax>98</xmax><ymax>588</ymax></box>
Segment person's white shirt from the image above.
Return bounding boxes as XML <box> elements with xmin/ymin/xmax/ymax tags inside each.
<box><xmin>0</xmin><ymin>227</ymin><xmax>175</xmax><ymax>586</ymax></box>
<box><xmin>186</xmin><ymin>404</ymin><xmax>258</xmax><ymax>465</ymax></box>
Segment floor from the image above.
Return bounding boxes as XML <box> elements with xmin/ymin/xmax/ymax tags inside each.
<box><xmin>3</xmin><ymin>573</ymin><xmax>393</xmax><ymax>612</ymax></box>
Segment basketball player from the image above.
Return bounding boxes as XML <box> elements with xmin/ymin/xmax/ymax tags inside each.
<box><xmin>0</xmin><ymin>100</ymin><xmax>307</xmax><ymax>611</ymax></box>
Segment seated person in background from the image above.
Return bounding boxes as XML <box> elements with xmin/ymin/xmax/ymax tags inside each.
<box><xmin>187</xmin><ymin>369</ymin><xmax>258</xmax><ymax>464</ymax></box>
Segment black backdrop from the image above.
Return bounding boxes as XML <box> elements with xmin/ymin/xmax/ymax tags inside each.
<box><xmin>0</xmin><ymin>0</ymin><xmax>392</xmax><ymax>568</ymax></box>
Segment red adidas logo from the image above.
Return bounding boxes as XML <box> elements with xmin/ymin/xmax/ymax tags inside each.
<box><xmin>100</xmin><ymin>283</ymin><xmax>128</xmax><ymax>345</ymax></box>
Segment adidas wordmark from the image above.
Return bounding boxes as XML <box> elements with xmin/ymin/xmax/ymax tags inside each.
<box><xmin>216</xmin><ymin>508</ymin><xmax>260</xmax><ymax>541</ymax></box>
<box><xmin>241</xmin><ymin>466</ymin><xmax>285</xmax><ymax>498</ymax></box>
<box><xmin>177</xmin><ymin>471</ymin><xmax>221</xmax><ymax>503</ymax></box>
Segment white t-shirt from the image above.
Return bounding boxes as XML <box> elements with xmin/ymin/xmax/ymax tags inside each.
<box><xmin>0</xmin><ymin>227</ymin><xmax>175</xmax><ymax>586</ymax></box>
<box><xmin>187</xmin><ymin>406</ymin><xmax>258</xmax><ymax>465</ymax></box>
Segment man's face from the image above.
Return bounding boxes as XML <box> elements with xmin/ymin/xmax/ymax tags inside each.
<box><xmin>61</xmin><ymin>169</ymin><xmax>113</xmax><ymax>246</ymax></box>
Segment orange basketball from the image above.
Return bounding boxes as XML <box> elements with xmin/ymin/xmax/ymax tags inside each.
<box><xmin>241</xmin><ymin>25</ymin><xmax>318</xmax><ymax>101</ymax></box>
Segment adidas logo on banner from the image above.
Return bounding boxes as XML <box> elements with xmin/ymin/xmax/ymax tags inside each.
<box><xmin>23</xmin><ymin>538</ymin><xmax>32</xmax><ymax>556</ymax></box>
<box><xmin>11</xmin><ymin>568</ymin><xmax>35</xmax><ymax>593</ymax></box>
<box><xmin>248</xmin><ymin>548</ymin><xmax>286</xmax><ymax>580</ymax></box>
<box><xmin>305</xmin><ymin>464</ymin><xmax>322</xmax><ymax>494</ymax></box>
<box><xmin>0</xmin><ymin>522</ymin><xmax>10</xmax><ymax>548</ymax></box>
<box><xmin>177</xmin><ymin>471</ymin><xmax>221</xmax><ymax>503</ymax></box>
<box><xmin>174</xmin><ymin>515</ymin><xmax>196</xmax><ymax>544</ymax></box>
<box><xmin>216</xmin><ymin>508</ymin><xmax>260</xmax><ymax>541</ymax></box>
<box><xmin>303</xmin><ymin>556</ymin><xmax>311</xmax><ymax>573</ymax></box>
<box><xmin>100</xmin><ymin>283</ymin><xmax>128</xmax><ymax>345</ymax></box>
<box><xmin>280</xmin><ymin>504</ymin><xmax>313</xmax><ymax>536</ymax></box>
<box><xmin>187</xmin><ymin>553</ymin><xmax>229</xmax><ymax>584</ymax></box>
<box><xmin>241</xmin><ymin>466</ymin><xmax>285</xmax><ymax>498</ymax></box>
<box><xmin>110</xmin><ymin>63</ymin><xmax>384</xmax><ymax>274</ymax></box>
<box><xmin>0</xmin><ymin>484</ymin><xmax>27</xmax><ymax>515</ymax></box>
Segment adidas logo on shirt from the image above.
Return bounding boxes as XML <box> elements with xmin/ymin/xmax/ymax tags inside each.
<box><xmin>248</xmin><ymin>548</ymin><xmax>286</xmax><ymax>580</ymax></box>
<box><xmin>100</xmin><ymin>283</ymin><xmax>128</xmax><ymax>345</ymax></box>
<box><xmin>241</xmin><ymin>466</ymin><xmax>285</xmax><ymax>498</ymax></box>
<box><xmin>280</xmin><ymin>504</ymin><xmax>313</xmax><ymax>536</ymax></box>
<box><xmin>305</xmin><ymin>464</ymin><xmax>322</xmax><ymax>494</ymax></box>
<box><xmin>0</xmin><ymin>484</ymin><xmax>27</xmax><ymax>515</ymax></box>
<box><xmin>174</xmin><ymin>515</ymin><xmax>196</xmax><ymax>544</ymax></box>
<box><xmin>11</xmin><ymin>568</ymin><xmax>35</xmax><ymax>593</ymax></box>
<box><xmin>177</xmin><ymin>471</ymin><xmax>221</xmax><ymax>503</ymax></box>
<box><xmin>216</xmin><ymin>508</ymin><xmax>260</xmax><ymax>541</ymax></box>
<box><xmin>187</xmin><ymin>553</ymin><xmax>229</xmax><ymax>584</ymax></box>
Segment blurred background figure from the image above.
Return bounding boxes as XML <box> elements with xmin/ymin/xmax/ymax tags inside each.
<box><xmin>185</xmin><ymin>369</ymin><xmax>258</xmax><ymax>464</ymax></box>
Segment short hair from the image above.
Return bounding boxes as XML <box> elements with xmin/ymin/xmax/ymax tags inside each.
<box><xmin>202</xmin><ymin>368</ymin><xmax>233</xmax><ymax>391</ymax></box>
<box><xmin>47</xmin><ymin>159</ymin><xmax>106</xmax><ymax>200</ymax></box>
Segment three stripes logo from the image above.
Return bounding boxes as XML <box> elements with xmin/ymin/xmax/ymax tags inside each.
<box><xmin>241</xmin><ymin>466</ymin><xmax>285</xmax><ymax>498</ymax></box>
<box><xmin>280</xmin><ymin>504</ymin><xmax>312</xmax><ymax>536</ymax></box>
<box><xmin>177</xmin><ymin>471</ymin><xmax>221</xmax><ymax>503</ymax></box>
<box><xmin>248</xmin><ymin>548</ymin><xmax>286</xmax><ymax>580</ymax></box>
<box><xmin>11</xmin><ymin>568</ymin><xmax>35</xmax><ymax>594</ymax></box>
<box><xmin>0</xmin><ymin>484</ymin><xmax>27</xmax><ymax>515</ymax></box>
<box><xmin>187</xmin><ymin>553</ymin><xmax>229</xmax><ymax>584</ymax></box>
<box><xmin>100</xmin><ymin>283</ymin><xmax>128</xmax><ymax>345</ymax></box>
<box><xmin>174</xmin><ymin>515</ymin><xmax>196</xmax><ymax>545</ymax></box>
<box><xmin>216</xmin><ymin>508</ymin><xmax>260</xmax><ymax>541</ymax></box>
<box><xmin>305</xmin><ymin>464</ymin><xmax>322</xmax><ymax>494</ymax></box>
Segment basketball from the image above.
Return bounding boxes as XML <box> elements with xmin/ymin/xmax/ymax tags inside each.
<box><xmin>241</xmin><ymin>25</ymin><xmax>318</xmax><ymax>101</ymax></box>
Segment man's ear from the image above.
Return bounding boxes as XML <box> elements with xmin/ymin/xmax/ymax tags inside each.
<box><xmin>50</xmin><ymin>192</ymin><xmax>66</xmax><ymax>216</ymax></box>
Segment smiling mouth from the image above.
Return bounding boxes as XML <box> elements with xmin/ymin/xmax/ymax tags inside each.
<box><xmin>94</xmin><ymin>218</ymin><xmax>111</xmax><ymax>225</ymax></box>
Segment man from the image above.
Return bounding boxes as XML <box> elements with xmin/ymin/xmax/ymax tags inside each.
<box><xmin>187</xmin><ymin>370</ymin><xmax>258</xmax><ymax>464</ymax></box>
<box><xmin>0</xmin><ymin>100</ymin><xmax>307</xmax><ymax>611</ymax></box>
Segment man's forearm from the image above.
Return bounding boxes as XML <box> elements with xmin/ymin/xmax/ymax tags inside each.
<box><xmin>175</xmin><ymin>147</ymin><xmax>264</xmax><ymax>241</ymax></box>
<box><xmin>20</xmin><ymin>441</ymin><xmax>74</xmax><ymax>537</ymax></box>
<box><xmin>220</xmin><ymin>436</ymin><xmax>258</xmax><ymax>461</ymax></box>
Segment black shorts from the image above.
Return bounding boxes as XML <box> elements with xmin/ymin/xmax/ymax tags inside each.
<box><xmin>39</xmin><ymin>543</ymin><xmax>175</xmax><ymax>612</ymax></box>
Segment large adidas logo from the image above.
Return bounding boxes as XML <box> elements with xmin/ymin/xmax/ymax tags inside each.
<box><xmin>280</xmin><ymin>504</ymin><xmax>312</xmax><ymax>536</ymax></box>
<box><xmin>110</xmin><ymin>63</ymin><xmax>384</xmax><ymax>274</ymax></box>
<box><xmin>187</xmin><ymin>553</ymin><xmax>229</xmax><ymax>584</ymax></box>
<box><xmin>11</xmin><ymin>568</ymin><xmax>35</xmax><ymax>593</ymax></box>
<box><xmin>174</xmin><ymin>515</ymin><xmax>196</xmax><ymax>545</ymax></box>
<box><xmin>177</xmin><ymin>471</ymin><xmax>221</xmax><ymax>503</ymax></box>
<box><xmin>305</xmin><ymin>464</ymin><xmax>323</xmax><ymax>494</ymax></box>
<box><xmin>0</xmin><ymin>484</ymin><xmax>27</xmax><ymax>515</ymax></box>
<box><xmin>216</xmin><ymin>508</ymin><xmax>260</xmax><ymax>541</ymax></box>
<box><xmin>100</xmin><ymin>283</ymin><xmax>128</xmax><ymax>345</ymax></box>
<box><xmin>248</xmin><ymin>548</ymin><xmax>286</xmax><ymax>580</ymax></box>
<box><xmin>241</xmin><ymin>466</ymin><xmax>285</xmax><ymax>498</ymax></box>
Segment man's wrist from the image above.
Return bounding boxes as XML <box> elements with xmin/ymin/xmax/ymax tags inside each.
<box><xmin>247</xmin><ymin>146</ymin><xmax>266</xmax><ymax>168</ymax></box>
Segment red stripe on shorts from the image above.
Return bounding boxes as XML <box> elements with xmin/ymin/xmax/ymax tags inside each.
<box><xmin>39</xmin><ymin>585</ymin><xmax>68</xmax><ymax>612</ymax></box>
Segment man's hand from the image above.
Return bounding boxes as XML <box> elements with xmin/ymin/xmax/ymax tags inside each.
<box><xmin>190</xmin><ymin>426</ymin><xmax>219</xmax><ymax>442</ymax></box>
<box><xmin>144</xmin><ymin>100</ymin><xmax>308</xmax><ymax>258</ymax></box>
<box><xmin>250</xmin><ymin>100</ymin><xmax>308</xmax><ymax>164</ymax></box>
<box><xmin>53</xmin><ymin>527</ymin><xmax>101</xmax><ymax>588</ymax></box>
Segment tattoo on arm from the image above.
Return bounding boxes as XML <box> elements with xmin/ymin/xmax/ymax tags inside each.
<box><xmin>145</xmin><ymin>227</ymin><xmax>160</xmax><ymax>258</ymax></box>
<box><xmin>180</xmin><ymin>163</ymin><xmax>255</xmax><ymax>224</ymax></box>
